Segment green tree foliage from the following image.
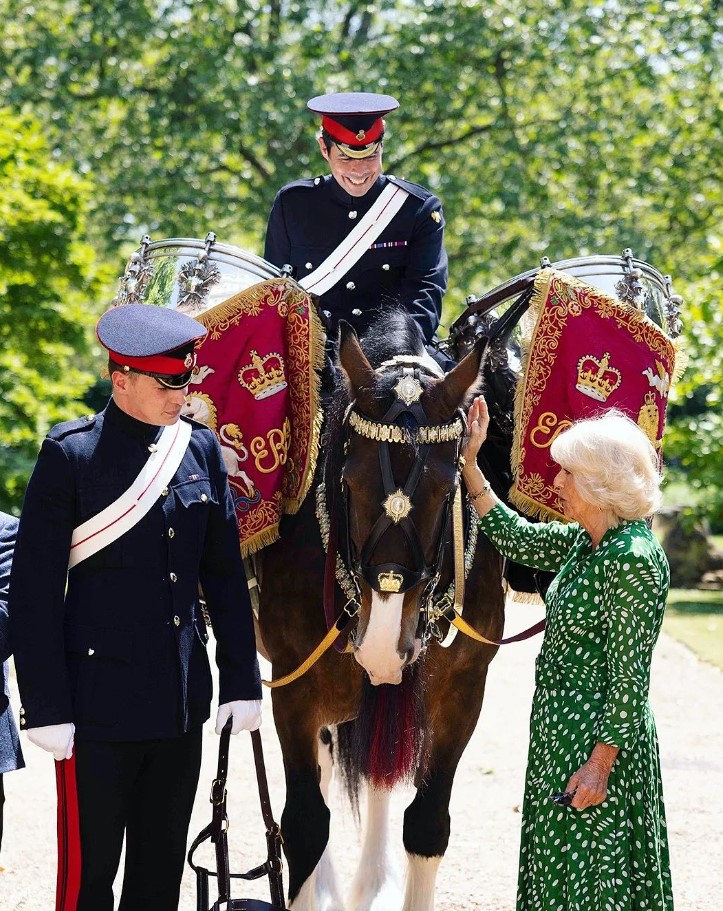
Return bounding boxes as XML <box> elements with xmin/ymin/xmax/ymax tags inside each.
<box><xmin>0</xmin><ymin>1</ymin><xmax>720</xmax><ymax>514</ymax></box>
<box><xmin>0</xmin><ymin>109</ymin><xmax>107</xmax><ymax>509</ymax></box>
<box><xmin>665</xmin><ymin>242</ymin><xmax>723</xmax><ymax>528</ymax></box>
<box><xmin>1</xmin><ymin>1</ymin><xmax>719</xmax><ymax>303</ymax></box>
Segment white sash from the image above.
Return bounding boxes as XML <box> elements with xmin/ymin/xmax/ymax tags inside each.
<box><xmin>299</xmin><ymin>181</ymin><xmax>410</xmax><ymax>297</ymax></box>
<box><xmin>68</xmin><ymin>420</ymin><xmax>193</xmax><ymax>569</ymax></box>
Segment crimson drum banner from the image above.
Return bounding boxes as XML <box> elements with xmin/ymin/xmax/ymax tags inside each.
<box><xmin>510</xmin><ymin>269</ymin><xmax>677</xmax><ymax>521</ymax></box>
<box><xmin>189</xmin><ymin>278</ymin><xmax>324</xmax><ymax>555</ymax></box>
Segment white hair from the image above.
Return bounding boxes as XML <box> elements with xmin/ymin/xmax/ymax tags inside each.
<box><xmin>550</xmin><ymin>410</ymin><xmax>662</xmax><ymax>521</ymax></box>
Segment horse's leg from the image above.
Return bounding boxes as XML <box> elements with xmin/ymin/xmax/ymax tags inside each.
<box><xmin>313</xmin><ymin>727</ymin><xmax>345</xmax><ymax>911</ymax></box>
<box><xmin>275</xmin><ymin>712</ymin><xmax>344</xmax><ymax>911</ymax></box>
<box><xmin>401</xmin><ymin>663</ymin><xmax>493</xmax><ymax>911</ymax></box>
<box><xmin>261</xmin><ymin>497</ymin><xmax>349</xmax><ymax>911</ymax></box>
<box><xmin>347</xmin><ymin>786</ymin><xmax>403</xmax><ymax>911</ymax></box>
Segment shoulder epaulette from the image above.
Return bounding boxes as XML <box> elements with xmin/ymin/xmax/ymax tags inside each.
<box><xmin>48</xmin><ymin>414</ymin><xmax>99</xmax><ymax>440</ymax></box>
<box><xmin>278</xmin><ymin>177</ymin><xmax>324</xmax><ymax>194</ymax></box>
<box><xmin>386</xmin><ymin>175</ymin><xmax>436</xmax><ymax>201</ymax></box>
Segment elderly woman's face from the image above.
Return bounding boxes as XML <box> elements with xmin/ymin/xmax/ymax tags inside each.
<box><xmin>553</xmin><ymin>466</ymin><xmax>594</xmax><ymax>527</ymax></box>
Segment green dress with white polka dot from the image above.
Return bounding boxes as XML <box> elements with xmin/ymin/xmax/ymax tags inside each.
<box><xmin>479</xmin><ymin>501</ymin><xmax>673</xmax><ymax>911</ymax></box>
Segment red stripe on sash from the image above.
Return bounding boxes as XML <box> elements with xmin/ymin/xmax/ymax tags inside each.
<box><xmin>55</xmin><ymin>755</ymin><xmax>82</xmax><ymax>911</ymax></box>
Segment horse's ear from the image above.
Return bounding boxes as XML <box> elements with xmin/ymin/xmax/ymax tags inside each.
<box><xmin>338</xmin><ymin>321</ymin><xmax>376</xmax><ymax>397</ymax></box>
<box><xmin>437</xmin><ymin>336</ymin><xmax>489</xmax><ymax>411</ymax></box>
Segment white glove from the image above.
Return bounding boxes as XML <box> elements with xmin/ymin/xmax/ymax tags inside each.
<box><xmin>26</xmin><ymin>723</ymin><xmax>75</xmax><ymax>761</ymax></box>
<box><xmin>215</xmin><ymin>699</ymin><xmax>262</xmax><ymax>734</ymax></box>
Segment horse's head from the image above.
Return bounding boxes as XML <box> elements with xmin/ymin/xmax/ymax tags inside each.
<box><xmin>332</xmin><ymin>314</ymin><xmax>487</xmax><ymax>685</ymax></box>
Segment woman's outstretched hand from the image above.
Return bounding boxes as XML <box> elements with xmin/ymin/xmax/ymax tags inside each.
<box><xmin>462</xmin><ymin>395</ymin><xmax>490</xmax><ymax>467</ymax></box>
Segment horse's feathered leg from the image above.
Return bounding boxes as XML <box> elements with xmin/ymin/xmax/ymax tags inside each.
<box><xmin>283</xmin><ymin>762</ymin><xmax>331</xmax><ymax>909</ymax></box>
<box><xmin>402</xmin><ymin>856</ymin><xmax>442</xmax><ymax>911</ymax></box>
<box><xmin>260</xmin><ymin>499</ymin><xmax>350</xmax><ymax>910</ymax></box>
<box><xmin>401</xmin><ymin>652</ymin><xmax>496</xmax><ymax>911</ymax></box>
<box><xmin>281</xmin><ymin>724</ymin><xmax>347</xmax><ymax>911</ymax></box>
<box><xmin>272</xmin><ymin>693</ymin><xmax>334</xmax><ymax>909</ymax></box>
<box><xmin>348</xmin><ymin>787</ymin><xmax>403</xmax><ymax>911</ymax></box>
<box><xmin>314</xmin><ymin>728</ymin><xmax>345</xmax><ymax>910</ymax></box>
<box><xmin>401</xmin><ymin>767</ymin><xmax>456</xmax><ymax>911</ymax></box>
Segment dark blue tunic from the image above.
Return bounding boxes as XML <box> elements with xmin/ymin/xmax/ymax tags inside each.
<box><xmin>0</xmin><ymin>513</ymin><xmax>24</xmax><ymax>774</ymax></box>
<box><xmin>10</xmin><ymin>399</ymin><xmax>261</xmax><ymax>742</ymax></box>
<box><xmin>264</xmin><ymin>173</ymin><xmax>448</xmax><ymax>344</ymax></box>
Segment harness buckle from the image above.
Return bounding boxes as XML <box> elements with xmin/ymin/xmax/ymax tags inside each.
<box><xmin>343</xmin><ymin>598</ymin><xmax>360</xmax><ymax>618</ymax></box>
<box><xmin>210</xmin><ymin>778</ymin><xmax>226</xmax><ymax>806</ymax></box>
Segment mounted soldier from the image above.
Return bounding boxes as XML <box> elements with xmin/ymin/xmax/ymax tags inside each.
<box><xmin>263</xmin><ymin>91</ymin><xmax>452</xmax><ymax>379</ymax></box>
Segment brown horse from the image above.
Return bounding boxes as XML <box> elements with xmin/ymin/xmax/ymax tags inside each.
<box><xmin>258</xmin><ymin>311</ymin><xmax>507</xmax><ymax>911</ymax></box>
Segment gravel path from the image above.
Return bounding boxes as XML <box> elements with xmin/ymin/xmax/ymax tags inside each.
<box><xmin>2</xmin><ymin>601</ymin><xmax>721</xmax><ymax>910</ymax></box>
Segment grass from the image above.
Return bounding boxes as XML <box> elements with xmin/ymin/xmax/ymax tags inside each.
<box><xmin>664</xmin><ymin>588</ymin><xmax>723</xmax><ymax>670</ymax></box>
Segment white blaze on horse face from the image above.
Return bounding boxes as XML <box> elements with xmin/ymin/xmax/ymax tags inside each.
<box><xmin>403</xmin><ymin>854</ymin><xmax>442</xmax><ymax>911</ymax></box>
<box><xmin>354</xmin><ymin>592</ymin><xmax>405</xmax><ymax>685</ymax></box>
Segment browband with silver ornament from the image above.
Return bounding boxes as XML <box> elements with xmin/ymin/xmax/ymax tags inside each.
<box><xmin>348</xmin><ymin>410</ymin><xmax>464</xmax><ymax>444</ymax></box>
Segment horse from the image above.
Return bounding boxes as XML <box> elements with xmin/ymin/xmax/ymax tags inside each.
<box><xmin>258</xmin><ymin>310</ymin><xmax>509</xmax><ymax>911</ymax></box>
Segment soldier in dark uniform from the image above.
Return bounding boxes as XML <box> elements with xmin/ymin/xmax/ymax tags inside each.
<box><xmin>10</xmin><ymin>304</ymin><xmax>262</xmax><ymax>911</ymax></box>
<box><xmin>0</xmin><ymin>511</ymin><xmax>24</xmax><ymax>857</ymax></box>
<box><xmin>264</xmin><ymin>91</ymin><xmax>448</xmax><ymax>358</ymax></box>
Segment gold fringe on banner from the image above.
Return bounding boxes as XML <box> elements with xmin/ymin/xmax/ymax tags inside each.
<box><xmin>281</xmin><ymin>283</ymin><xmax>325</xmax><ymax>516</ymax></box>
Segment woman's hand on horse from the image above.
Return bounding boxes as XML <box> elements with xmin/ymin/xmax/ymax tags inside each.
<box><xmin>462</xmin><ymin>395</ymin><xmax>490</xmax><ymax>466</ymax></box>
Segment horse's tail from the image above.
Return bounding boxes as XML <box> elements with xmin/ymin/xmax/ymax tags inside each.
<box><xmin>335</xmin><ymin>659</ymin><xmax>428</xmax><ymax>806</ymax></box>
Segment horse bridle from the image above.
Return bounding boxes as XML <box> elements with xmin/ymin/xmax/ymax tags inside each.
<box><xmin>340</xmin><ymin>361</ymin><xmax>466</xmax><ymax>620</ymax></box>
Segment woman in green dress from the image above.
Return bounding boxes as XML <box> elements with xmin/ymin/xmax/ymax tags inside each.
<box><xmin>462</xmin><ymin>396</ymin><xmax>673</xmax><ymax>911</ymax></box>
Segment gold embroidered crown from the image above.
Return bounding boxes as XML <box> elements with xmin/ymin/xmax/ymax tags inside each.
<box><xmin>238</xmin><ymin>350</ymin><xmax>287</xmax><ymax>400</ymax></box>
<box><xmin>575</xmin><ymin>352</ymin><xmax>622</xmax><ymax>402</ymax></box>
<box><xmin>378</xmin><ymin>570</ymin><xmax>404</xmax><ymax>593</ymax></box>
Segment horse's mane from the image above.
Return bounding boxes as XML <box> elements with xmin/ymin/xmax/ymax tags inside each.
<box><xmin>355</xmin><ymin>308</ymin><xmax>428</xmax><ymax>369</ymax></box>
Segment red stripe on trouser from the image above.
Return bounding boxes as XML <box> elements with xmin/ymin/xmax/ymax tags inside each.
<box><xmin>55</xmin><ymin>755</ymin><xmax>82</xmax><ymax>911</ymax></box>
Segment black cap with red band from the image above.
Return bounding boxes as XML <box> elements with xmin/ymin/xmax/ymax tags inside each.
<box><xmin>97</xmin><ymin>304</ymin><xmax>207</xmax><ymax>390</ymax></box>
<box><xmin>308</xmin><ymin>91</ymin><xmax>399</xmax><ymax>159</ymax></box>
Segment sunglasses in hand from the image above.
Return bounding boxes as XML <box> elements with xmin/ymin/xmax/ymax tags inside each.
<box><xmin>549</xmin><ymin>790</ymin><xmax>576</xmax><ymax>806</ymax></box>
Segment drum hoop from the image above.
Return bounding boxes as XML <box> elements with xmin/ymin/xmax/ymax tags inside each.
<box><xmin>144</xmin><ymin>237</ymin><xmax>281</xmax><ymax>276</ymax></box>
<box><xmin>473</xmin><ymin>254</ymin><xmax>668</xmax><ymax>305</ymax></box>
<box><xmin>448</xmin><ymin>252</ymin><xmax>681</xmax><ymax>344</ymax></box>
<box><xmin>548</xmin><ymin>255</ymin><xmax>667</xmax><ymax>287</ymax></box>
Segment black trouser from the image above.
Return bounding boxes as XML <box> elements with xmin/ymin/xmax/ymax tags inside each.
<box><xmin>73</xmin><ymin>728</ymin><xmax>202</xmax><ymax>911</ymax></box>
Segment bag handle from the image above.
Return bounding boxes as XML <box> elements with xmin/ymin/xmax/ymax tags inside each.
<box><xmin>187</xmin><ymin>722</ymin><xmax>287</xmax><ymax>910</ymax></box>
